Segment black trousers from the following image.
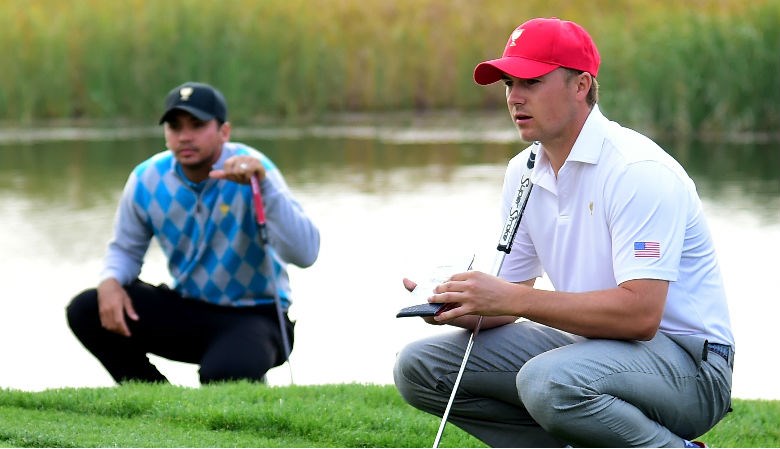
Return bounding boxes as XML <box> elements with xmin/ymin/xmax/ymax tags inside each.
<box><xmin>66</xmin><ymin>279</ymin><xmax>294</xmax><ymax>384</ymax></box>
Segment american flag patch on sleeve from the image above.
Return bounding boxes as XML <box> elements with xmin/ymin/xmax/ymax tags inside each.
<box><xmin>634</xmin><ymin>241</ymin><xmax>661</xmax><ymax>258</ymax></box>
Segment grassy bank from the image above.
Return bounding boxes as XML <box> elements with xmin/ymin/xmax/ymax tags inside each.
<box><xmin>0</xmin><ymin>382</ymin><xmax>778</xmax><ymax>447</ymax></box>
<box><xmin>2</xmin><ymin>0</ymin><xmax>779</xmax><ymax>138</ymax></box>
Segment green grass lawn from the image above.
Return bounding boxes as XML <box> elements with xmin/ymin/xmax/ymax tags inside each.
<box><xmin>0</xmin><ymin>382</ymin><xmax>777</xmax><ymax>447</ymax></box>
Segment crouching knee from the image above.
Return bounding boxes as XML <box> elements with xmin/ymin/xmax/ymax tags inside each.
<box><xmin>393</xmin><ymin>340</ymin><xmax>442</xmax><ymax>413</ymax></box>
<box><xmin>517</xmin><ymin>356</ymin><xmax>584</xmax><ymax>436</ymax></box>
<box><xmin>66</xmin><ymin>288</ymin><xmax>99</xmax><ymax>336</ymax></box>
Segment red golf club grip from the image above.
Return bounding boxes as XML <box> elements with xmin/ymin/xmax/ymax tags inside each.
<box><xmin>250</xmin><ymin>175</ymin><xmax>266</xmax><ymax>224</ymax></box>
<box><xmin>250</xmin><ymin>174</ymin><xmax>269</xmax><ymax>244</ymax></box>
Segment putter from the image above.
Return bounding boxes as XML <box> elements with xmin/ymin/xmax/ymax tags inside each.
<box><xmin>250</xmin><ymin>174</ymin><xmax>294</xmax><ymax>384</ymax></box>
<box><xmin>432</xmin><ymin>143</ymin><xmax>538</xmax><ymax>448</ymax></box>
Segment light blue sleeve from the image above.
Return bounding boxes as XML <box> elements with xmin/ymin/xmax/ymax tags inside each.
<box><xmin>100</xmin><ymin>171</ymin><xmax>152</xmax><ymax>285</ymax></box>
<box><xmin>255</xmin><ymin>152</ymin><xmax>320</xmax><ymax>268</ymax></box>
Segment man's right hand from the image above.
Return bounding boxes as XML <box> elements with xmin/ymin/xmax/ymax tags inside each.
<box><xmin>97</xmin><ymin>278</ymin><xmax>139</xmax><ymax>337</ymax></box>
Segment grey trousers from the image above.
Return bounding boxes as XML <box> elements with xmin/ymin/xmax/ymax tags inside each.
<box><xmin>393</xmin><ymin>321</ymin><xmax>733</xmax><ymax>447</ymax></box>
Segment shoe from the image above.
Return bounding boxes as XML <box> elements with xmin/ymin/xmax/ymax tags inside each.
<box><xmin>684</xmin><ymin>440</ymin><xmax>707</xmax><ymax>448</ymax></box>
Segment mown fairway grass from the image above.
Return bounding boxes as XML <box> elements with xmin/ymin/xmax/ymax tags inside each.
<box><xmin>0</xmin><ymin>382</ymin><xmax>778</xmax><ymax>447</ymax></box>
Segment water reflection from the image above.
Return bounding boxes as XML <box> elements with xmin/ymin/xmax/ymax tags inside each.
<box><xmin>3</xmin><ymin>136</ymin><xmax>778</xmax><ymax>220</ymax></box>
<box><xmin>0</xmin><ymin>134</ymin><xmax>777</xmax><ymax>400</ymax></box>
<box><xmin>665</xmin><ymin>138</ymin><xmax>780</xmax><ymax>224</ymax></box>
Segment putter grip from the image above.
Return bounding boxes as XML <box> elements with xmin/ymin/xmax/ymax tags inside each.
<box><xmin>250</xmin><ymin>175</ymin><xmax>270</xmax><ymax>244</ymax></box>
<box><xmin>496</xmin><ymin>144</ymin><xmax>537</xmax><ymax>253</ymax></box>
<box><xmin>250</xmin><ymin>175</ymin><xmax>267</xmax><ymax>225</ymax></box>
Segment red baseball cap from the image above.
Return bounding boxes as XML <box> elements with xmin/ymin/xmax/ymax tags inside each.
<box><xmin>474</xmin><ymin>17</ymin><xmax>600</xmax><ymax>85</ymax></box>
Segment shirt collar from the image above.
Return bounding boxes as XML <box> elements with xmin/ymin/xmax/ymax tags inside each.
<box><xmin>530</xmin><ymin>104</ymin><xmax>608</xmax><ymax>190</ymax></box>
<box><xmin>567</xmin><ymin>104</ymin><xmax>607</xmax><ymax>165</ymax></box>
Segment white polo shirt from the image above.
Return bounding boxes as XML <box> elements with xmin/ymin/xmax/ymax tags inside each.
<box><xmin>499</xmin><ymin>105</ymin><xmax>734</xmax><ymax>346</ymax></box>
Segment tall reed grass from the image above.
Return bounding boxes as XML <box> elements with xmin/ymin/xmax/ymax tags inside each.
<box><xmin>2</xmin><ymin>0</ymin><xmax>778</xmax><ymax>137</ymax></box>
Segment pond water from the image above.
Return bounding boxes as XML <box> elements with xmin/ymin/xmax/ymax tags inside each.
<box><xmin>0</xmin><ymin>124</ymin><xmax>778</xmax><ymax>400</ymax></box>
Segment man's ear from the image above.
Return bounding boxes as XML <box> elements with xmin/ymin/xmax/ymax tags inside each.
<box><xmin>219</xmin><ymin>121</ymin><xmax>232</xmax><ymax>141</ymax></box>
<box><xmin>576</xmin><ymin>72</ymin><xmax>593</xmax><ymax>100</ymax></box>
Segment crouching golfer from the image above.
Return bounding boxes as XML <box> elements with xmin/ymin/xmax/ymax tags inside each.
<box><xmin>393</xmin><ymin>18</ymin><xmax>733</xmax><ymax>447</ymax></box>
<box><xmin>67</xmin><ymin>81</ymin><xmax>320</xmax><ymax>384</ymax></box>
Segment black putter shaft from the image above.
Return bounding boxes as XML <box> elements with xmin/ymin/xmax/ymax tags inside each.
<box><xmin>250</xmin><ymin>174</ymin><xmax>294</xmax><ymax>383</ymax></box>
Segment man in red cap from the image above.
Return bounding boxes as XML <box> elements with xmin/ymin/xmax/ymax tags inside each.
<box><xmin>394</xmin><ymin>18</ymin><xmax>733</xmax><ymax>447</ymax></box>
